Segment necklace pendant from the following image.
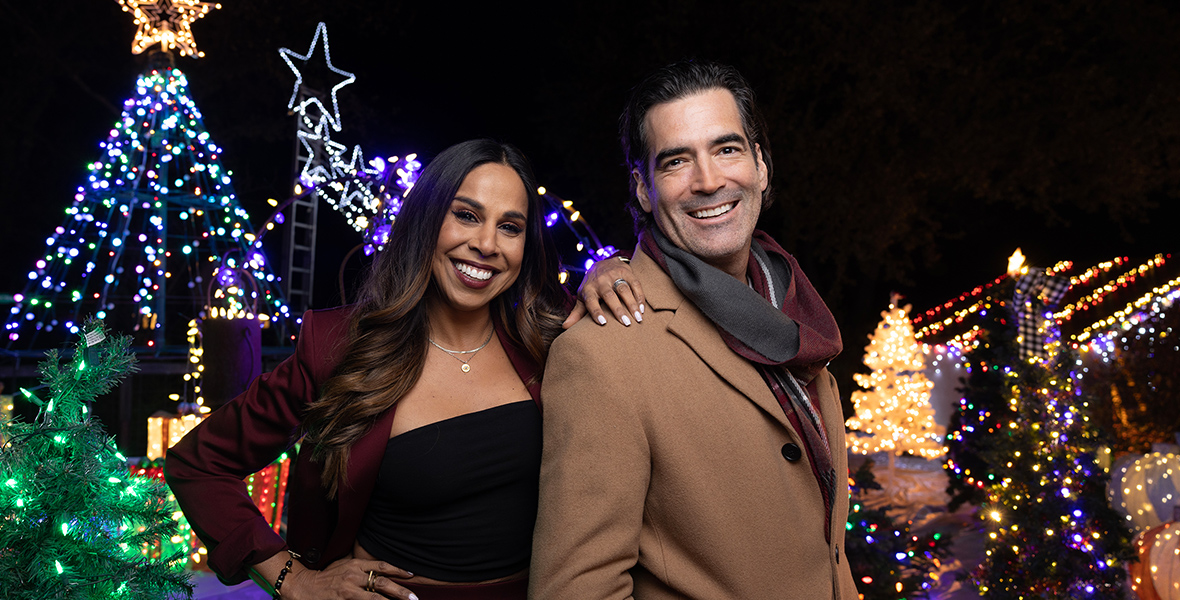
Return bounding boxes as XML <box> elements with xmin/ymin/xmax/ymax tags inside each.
<box><xmin>461</xmin><ymin>364</ymin><xmax>471</xmax><ymax>373</ymax></box>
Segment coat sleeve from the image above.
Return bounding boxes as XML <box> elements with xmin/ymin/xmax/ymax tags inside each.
<box><xmin>164</xmin><ymin>310</ymin><xmax>336</xmax><ymax>584</ymax></box>
<box><xmin>529</xmin><ymin>326</ymin><xmax>649</xmax><ymax>600</ymax></box>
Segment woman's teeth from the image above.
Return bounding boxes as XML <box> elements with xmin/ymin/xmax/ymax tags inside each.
<box><xmin>455</xmin><ymin>261</ymin><xmax>492</xmax><ymax>281</ymax></box>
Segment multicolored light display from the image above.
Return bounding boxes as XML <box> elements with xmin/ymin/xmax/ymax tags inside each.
<box><xmin>936</xmin><ymin>260</ymin><xmax>1136</xmax><ymax>596</ymax></box>
<box><xmin>969</xmin><ymin>346</ymin><xmax>1134</xmax><ymax>596</ymax></box>
<box><xmin>4</xmin><ymin>66</ymin><xmax>289</xmax><ymax>349</ymax></box>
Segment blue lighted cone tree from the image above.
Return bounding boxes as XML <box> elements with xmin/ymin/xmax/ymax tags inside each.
<box><xmin>959</xmin><ymin>267</ymin><xmax>1134</xmax><ymax>597</ymax></box>
<box><xmin>3</xmin><ymin>2</ymin><xmax>289</xmax><ymax>351</ymax></box>
<box><xmin>0</xmin><ymin>319</ymin><xmax>191</xmax><ymax>599</ymax></box>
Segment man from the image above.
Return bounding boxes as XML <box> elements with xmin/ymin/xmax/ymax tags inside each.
<box><xmin>530</xmin><ymin>61</ymin><xmax>859</xmax><ymax>599</ymax></box>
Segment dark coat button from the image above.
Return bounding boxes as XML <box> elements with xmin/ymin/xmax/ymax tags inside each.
<box><xmin>303</xmin><ymin>547</ymin><xmax>321</xmax><ymax>564</ymax></box>
<box><xmin>781</xmin><ymin>443</ymin><xmax>802</xmax><ymax>462</ymax></box>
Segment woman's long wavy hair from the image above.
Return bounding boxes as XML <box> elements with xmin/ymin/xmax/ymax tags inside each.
<box><xmin>302</xmin><ymin>139</ymin><xmax>568</xmax><ymax>498</ymax></box>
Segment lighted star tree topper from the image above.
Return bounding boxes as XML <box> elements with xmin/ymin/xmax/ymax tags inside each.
<box><xmin>845</xmin><ymin>295</ymin><xmax>945</xmax><ymax>470</ymax></box>
<box><xmin>117</xmin><ymin>0</ymin><xmax>221</xmax><ymax>58</ymax></box>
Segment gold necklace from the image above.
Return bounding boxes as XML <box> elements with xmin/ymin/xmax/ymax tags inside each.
<box><xmin>428</xmin><ymin>328</ymin><xmax>494</xmax><ymax>373</ymax></box>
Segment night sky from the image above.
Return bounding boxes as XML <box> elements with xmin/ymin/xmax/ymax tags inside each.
<box><xmin>2</xmin><ymin>0</ymin><xmax>1177</xmax><ymax>384</ymax></box>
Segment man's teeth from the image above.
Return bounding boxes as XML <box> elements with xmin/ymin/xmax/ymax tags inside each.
<box><xmin>691</xmin><ymin>202</ymin><xmax>736</xmax><ymax>219</ymax></box>
<box><xmin>455</xmin><ymin>262</ymin><xmax>492</xmax><ymax>281</ymax></box>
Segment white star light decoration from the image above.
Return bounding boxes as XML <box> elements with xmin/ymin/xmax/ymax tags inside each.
<box><xmin>277</xmin><ymin>23</ymin><xmax>420</xmax><ymax>254</ymax></box>
<box><xmin>279</xmin><ymin>22</ymin><xmax>356</xmax><ymax>132</ymax></box>
<box><xmin>117</xmin><ymin>0</ymin><xmax>221</xmax><ymax>58</ymax></box>
<box><xmin>274</xmin><ymin>23</ymin><xmax>611</xmax><ymax>270</ymax></box>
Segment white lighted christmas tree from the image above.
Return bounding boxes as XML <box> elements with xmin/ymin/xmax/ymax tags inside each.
<box><xmin>845</xmin><ymin>294</ymin><xmax>945</xmax><ymax>469</ymax></box>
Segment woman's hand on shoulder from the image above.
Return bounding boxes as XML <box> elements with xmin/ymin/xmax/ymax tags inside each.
<box><xmin>564</xmin><ymin>255</ymin><xmax>646</xmax><ymax>329</ymax></box>
<box><xmin>283</xmin><ymin>557</ymin><xmax>417</xmax><ymax>600</ymax></box>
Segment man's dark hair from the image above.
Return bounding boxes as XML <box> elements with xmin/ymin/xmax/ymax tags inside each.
<box><xmin>619</xmin><ymin>60</ymin><xmax>774</xmax><ymax>233</ymax></box>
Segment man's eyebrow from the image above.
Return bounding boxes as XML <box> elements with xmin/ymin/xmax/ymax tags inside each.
<box><xmin>653</xmin><ymin>146</ymin><xmax>689</xmax><ymax>167</ymax></box>
<box><xmin>712</xmin><ymin>132</ymin><xmax>748</xmax><ymax>147</ymax></box>
<box><xmin>454</xmin><ymin>196</ymin><xmax>527</xmax><ymax>221</ymax></box>
<box><xmin>652</xmin><ymin>133</ymin><xmax>750</xmax><ymax>167</ymax></box>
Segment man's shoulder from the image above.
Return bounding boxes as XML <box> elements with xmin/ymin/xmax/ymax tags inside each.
<box><xmin>554</xmin><ymin>309</ymin><xmax>667</xmax><ymax>352</ymax></box>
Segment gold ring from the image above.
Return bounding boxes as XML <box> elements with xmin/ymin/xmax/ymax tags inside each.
<box><xmin>366</xmin><ymin>570</ymin><xmax>376</xmax><ymax>592</ymax></box>
<box><xmin>612</xmin><ymin>278</ymin><xmax>628</xmax><ymax>291</ymax></box>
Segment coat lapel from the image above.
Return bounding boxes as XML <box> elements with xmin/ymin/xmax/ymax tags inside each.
<box><xmin>633</xmin><ymin>251</ymin><xmax>797</xmax><ymax>434</ymax></box>
<box><xmin>328</xmin><ymin>405</ymin><xmax>398</xmax><ymax>559</ymax></box>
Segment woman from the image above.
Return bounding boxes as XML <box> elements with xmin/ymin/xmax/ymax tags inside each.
<box><xmin>165</xmin><ymin>139</ymin><xmax>642</xmax><ymax>600</ymax></box>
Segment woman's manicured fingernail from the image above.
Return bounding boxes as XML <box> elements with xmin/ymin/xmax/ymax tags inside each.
<box><xmin>622</xmin><ymin>315</ymin><xmax>632</xmax><ymax>326</ymax></box>
<box><xmin>640</xmin><ymin>303</ymin><xmax>645</xmax><ymax>314</ymax></box>
<box><xmin>409</xmin><ymin>594</ymin><xmax>420</xmax><ymax>600</ymax></box>
<box><xmin>597</xmin><ymin>315</ymin><xmax>607</xmax><ymax>325</ymax></box>
<box><xmin>634</xmin><ymin>311</ymin><xmax>643</xmax><ymax>323</ymax></box>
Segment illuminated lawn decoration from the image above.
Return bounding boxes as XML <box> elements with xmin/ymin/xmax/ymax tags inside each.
<box><xmin>846</xmin><ymin>295</ymin><xmax>945</xmax><ymax>469</ymax></box>
<box><xmin>1109</xmin><ymin>452</ymin><xmax>1180</xmax><ymax>532</ymax></box>
<box><xmin>4</xmin><ymin>53</ymin><xmax>289</xmax><ymax>350</ymax></box>
<box><xmin>1129</xmin><ymin>520</ymin><xmax>1180</xmax><ymax>600</ymax></box>
<box><xmin>279</xmin><ymin>21</ymin><xmax>354</xmax><ymax>133</ymax></box>
<box><xmin>0</xmin><ymin>319</ymin><xmax>191</xmax><ymax>598</ymax></box>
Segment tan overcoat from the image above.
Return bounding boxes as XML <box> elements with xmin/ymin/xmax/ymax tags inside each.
<box><xmin>530</xmin><ymin>249</ymin><xmax>859</xmax><ymax>599</ymax></box>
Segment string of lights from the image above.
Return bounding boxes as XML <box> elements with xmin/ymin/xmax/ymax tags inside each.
<box><xmin>915</xmin><ymin>254</ymin><xmax>1177</xmax><ymax>363</ymax></box>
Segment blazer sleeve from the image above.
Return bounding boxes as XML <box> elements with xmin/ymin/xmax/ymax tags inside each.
<box><xmin>529</xmin><ymin>326</ymin><xmax>649</xmax><ymax>600</ymax></box>
<box><xmin>164</xmin><ymin>310</ymin><xmax>339</xmax><ymax>584</ymax></box>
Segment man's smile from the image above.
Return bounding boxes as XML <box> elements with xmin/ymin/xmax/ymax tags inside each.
<box><xmin>689</xmin><ymin>201</ymin><xmax>737</xmax><ymax>219</ymax></box>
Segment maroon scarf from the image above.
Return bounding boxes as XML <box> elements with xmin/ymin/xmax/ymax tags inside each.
<box><xmin>640</xmin><ymin>227</ymin><xmax>842</xmax><ymax>541</ymax></box>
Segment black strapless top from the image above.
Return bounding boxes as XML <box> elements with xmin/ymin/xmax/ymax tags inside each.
<box><xmin>355</xmin><ymin>400</ymin><xmax>541</xmax><ymax>582</ymax></box>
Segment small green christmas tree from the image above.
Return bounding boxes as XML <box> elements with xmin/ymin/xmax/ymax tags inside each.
<box><xmin>0</xmin><ymin>319</ymin><xmax>192</xmax><ymax>599</ymax></box>
<box><xmin>846</xmin><ymin>295</ymin><xmax>945</xmax><ymax>471</ymax></box>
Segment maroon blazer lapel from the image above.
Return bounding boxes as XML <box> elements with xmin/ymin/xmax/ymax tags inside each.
<box><xmin>326</xmin><ymin>405</ymin><xmax>400</xmax><ymax>561</ymax></box>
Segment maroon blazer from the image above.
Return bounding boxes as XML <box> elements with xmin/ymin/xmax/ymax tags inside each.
<box><xmin>164</xmin><ymin>306</ymin><xmax>543</xmax><ymax>584</ymax></box>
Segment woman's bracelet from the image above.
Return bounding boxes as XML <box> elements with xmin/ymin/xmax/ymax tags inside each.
<box><xmin>272</xmin><ymin>550</ymin><xmax>301</xmax><ymax>598</ymax></box>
